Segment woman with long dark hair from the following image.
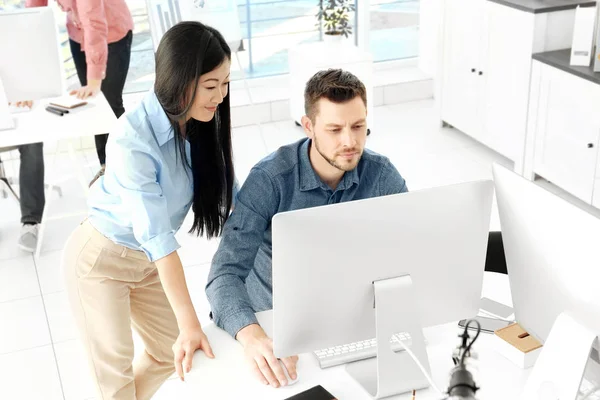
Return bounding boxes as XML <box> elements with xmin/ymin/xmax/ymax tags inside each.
<box><xmin>61</xmin><ymin>22</ymin><xmax>235</xmax><ymax>400</ymax></box>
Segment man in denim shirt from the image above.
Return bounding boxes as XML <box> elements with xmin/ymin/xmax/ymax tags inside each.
<box><xmin>205</xmin><ymin>69</ymin><xmax>408</xmax><ymax>388</ymax></box>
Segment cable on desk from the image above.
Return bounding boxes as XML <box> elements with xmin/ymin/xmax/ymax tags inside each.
<box><xmin>461</xmin><ymin>320</ymin><xmax>481</xmax><ymax>367</ymax></box>
<box><xmin>396</xmin><ymin>337</ymin><xmax>443</xmax><ymax>396</ymax></box>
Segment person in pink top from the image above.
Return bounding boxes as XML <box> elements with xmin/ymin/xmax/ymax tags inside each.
<box><xmin>26</xmin><ymin>0</ymin><xmax>134</xmax><ymax>185</ymax></box>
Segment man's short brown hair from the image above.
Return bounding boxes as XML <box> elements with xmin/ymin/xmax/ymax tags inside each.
<box><xmin>304</xmin><ymin>69</ymin><xmax>367</xmax><ymax>123</ymax></box>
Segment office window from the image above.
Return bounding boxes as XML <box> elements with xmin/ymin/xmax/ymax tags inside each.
<box><xmin>2</xmin><ymin>0</ymin><xmax>372</xmax><ymax>92</ymax></box>
<box><xmin>123</xmin><ymin>0</ymin><xmax>155</xmax><ymax>93</ymax></box>
<box><xmin>234</xmin><ymin>0</ymin><xmax>324</xmax><ymax>79</ymax></box>
<box><xmin>124</xmin><ymin>0</ymin><xmax>328</xmax><ymax>92</ymax></box>
<box><xmin>369</xmin><ymin>0</ymin><xmax>419</xmax><ymax>62</ymax></box>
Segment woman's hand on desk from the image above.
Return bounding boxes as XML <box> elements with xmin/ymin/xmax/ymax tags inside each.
<box><xmin>236</xmin><ymin>324</ymin><xmax>298</xmax><ymax>388</ymax></box>
<box><xmin>70</xmin><ymin>79</ymin><xmax>102</xmax><ymax>100</ymax></box>
<box><xmin>155</xmin><ymin>251</ymin><xmax>214</xmax><ymax>381</ymax></box>
<box><xmin>173</xmin><ymin>324</ymin><xmax>214</xmax><ymax>381</ymax></box>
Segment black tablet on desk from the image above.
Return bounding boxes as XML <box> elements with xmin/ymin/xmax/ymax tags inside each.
<box><xmin>284</xmin><ymin>385</ymin><xmax>337</xmax><ymax>400</ymax></box>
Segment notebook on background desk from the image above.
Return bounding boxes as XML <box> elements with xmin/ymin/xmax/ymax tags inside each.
<box><xmin>49</xmin><ymin>95</ymin><xmax>87</xmax><ymax>109</ymax></box>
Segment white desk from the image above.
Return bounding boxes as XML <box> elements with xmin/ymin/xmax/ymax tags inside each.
<box><xmin>0</xmin><ymin>94</ymin><xmax>116</xmax><ymax>147</ymax></box>
<box><xmin>185</xmin><ymin>273</ymin><xmax>529</xmax><ymax>399</ymax></box>
<box><xmin>0</xmin><ymin>94</ymin><xmax>116</xmax><ymax>257</ymax></box>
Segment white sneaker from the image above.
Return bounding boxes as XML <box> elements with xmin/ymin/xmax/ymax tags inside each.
<box><xmin>18</xmin><ymin>224</ymin><xmax>39</xmax><ymax>253</ymax></box>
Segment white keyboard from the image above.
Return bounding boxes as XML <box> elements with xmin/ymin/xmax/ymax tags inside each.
<box><xmin>313</xmin><ymin>332</ymin><xmax>413</xmax><ymax>369</ymax></box>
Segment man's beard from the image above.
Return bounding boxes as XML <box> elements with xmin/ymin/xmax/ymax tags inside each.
<box><xmin>314</xmin><ymin>136</ymin><xmax>361</xmax><ymax>172</ymax></box>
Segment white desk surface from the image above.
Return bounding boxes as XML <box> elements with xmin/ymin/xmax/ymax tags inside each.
<box><xmin>185</xmin><ymin>272</ymin><xmax>529</xmax><ymax>399</ymax></box>
<box><xmin>0</xmin><ymin>93</ymin><xmax>116</xmax><ymax>148</ymax></box>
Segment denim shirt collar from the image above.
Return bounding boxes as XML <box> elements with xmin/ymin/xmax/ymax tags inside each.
<box><xmin>299</xmin><ymin>139</ymin><xmax>360</xmax><ymax>192</ymax></box>
<box><xmin>143</xmin><ymin>90</ymin><xmax>174</xmax><ymax>147</ymax></box>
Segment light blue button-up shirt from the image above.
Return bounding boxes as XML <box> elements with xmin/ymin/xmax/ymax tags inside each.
<box><xmin>88</xmin><ymin>91</ymin><xmax>194</xmax><ymax>262</ymax></box>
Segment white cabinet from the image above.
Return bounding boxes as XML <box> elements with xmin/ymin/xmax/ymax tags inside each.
<box><xmin>526</xmin><ymin>60</ymin><xmax>600</xmax><ymax>204</ymax></box>
<box><xmin>441</xmin><ymin>0</ymin><xmax>485</xmax><ymax>139</ymax></box>
<box><xmin>288</xmin><ymin>42</ymin><xmax>373</xmax><ymax>128</ymax></box>
<box><xmin>480</xmin><ymin>2</ymin><xmax>536</xmax><ymax>160</ymax></box>
<box><xmin>441</xmin><ymin>0</ymin><xmax>576</xmax><ymax>164</ymax></box>
<box><xmin>442</xmin><ymin>0</ymin><xmax>534</xmax><ymax>161</ymax></box>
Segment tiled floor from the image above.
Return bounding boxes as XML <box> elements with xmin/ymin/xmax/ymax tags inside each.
<box><xmin>0</xmin><ymin>99</ymin><xmax>512</xmax><ymax>400</ymax></box>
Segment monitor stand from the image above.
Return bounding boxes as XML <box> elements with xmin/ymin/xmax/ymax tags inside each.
<box><xmin>522</xmin><ymin>311</ymin><xmax>599</xmax><ymax>400</ymax></box>
<box><xmin>346</xmin><ymin>275</ymin><xmax>431</xmax><ymax>399</ymax></box>
<box><xmin>0</xmin><ymin>78</ymin><xmax>15</xmax><ymax>131</ymax></box>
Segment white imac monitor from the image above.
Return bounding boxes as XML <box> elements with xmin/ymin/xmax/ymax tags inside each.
<box><xmin>0</xmin><ymin>7</ymin><xmax>64</xmax><ymax>103</ymax></box>
<box><xmin>272</xmin><ymin>180</ymin><xmax>494</xmax><ymax>398</ymax></box>
<box><xmin>0</xmin><ymin>7</ymin><xmax>64</xmax><ymax>130</ymax></box>
<box><xmin>493</xmin><ymin>164</ymin><xmax>600</xmax><ymax>400</ymax></box>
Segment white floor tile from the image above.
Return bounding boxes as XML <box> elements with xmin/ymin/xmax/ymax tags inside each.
<box><xmin>383</xmin><ymin>80</ymin><xmax>434</xmax><ymax>105</ymax></box>
<box><xmin>261</xmin><ymin>121</ymin><xmax>305</xmax><ymax>154</ymax></box>
<box><xmin>374</xmin><ymin>86</ymin><xmax>384</xmax><ymax>107</ymax></box>
<box><xmin>231</xmin><ymin>125</ymin><xmax>269</xmax><ymax>184</ymax></box>
<box><xmin>0</xmin><ymin>345</ymin><xmax>63</xmax><ymax>400</ymax></box>
<box><xmin>37</xmin><ymin>215</ymin><xmax>83</xmax><ymax>254</ymax></box>
<box><xmin>231</xmin><ymin>103</ymin><xmax>271</xmax><ymax>128</ymax></box>
<box><xmin>395</xmin><ymin>148</ymin><xmax>492</xmax><ymax>191</ymax></box>
<box><xmin>0</xmin><ymin>256</ymin><xmax>40</xmax><ymax>303</ymax></box>
<box><xmin>54</xmin><ymin>340</ymin><xmax>97</xmax><ymax>400</ymax></box>
<box><xmin>0</xmin><ymin>213</ymin><xmax>32</xmax><ymax>261</ymax></box>
<box><xmin>0</xmin><ymin>296</ymin><xmax>51</xmax><ymax>354</ymax></box>
<box><xmin>463</xmin><ymin>141</ymin><xmax>513</xmax><ymax>172</ymax></box>
<box><xmin>183</xmin><ymin>264</ymin><xmax>212</xmax><ymax>327</ymax></box>
<box><xmin>270</xmin><ymin>99</ymin><xmax>291</xmax><ymax>122</ymax></box>
<box><xmin>45</xmin><ymin>291</ymin><xmax>78</xmax><ymax>344</ymax></box>
<box><xmin>176</xmin><ymin>214</ymin><xmax>222</xmax><ymax>269</ymax></box>
<box><xmin>35</xmin><ymin>250</ymin><xmax>65</xmax><ymax>295</ymax></box>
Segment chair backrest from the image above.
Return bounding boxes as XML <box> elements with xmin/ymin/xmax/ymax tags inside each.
<box><xmin>146</xmin><ymin>0</ymin><xmax>243</xmax><ymax>52</ymax></box>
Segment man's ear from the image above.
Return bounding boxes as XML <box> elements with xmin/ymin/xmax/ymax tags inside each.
<box><xmin>301</xmin><ymin>115</ymin><xmax>314</xmax><ymax>139</ymax></box>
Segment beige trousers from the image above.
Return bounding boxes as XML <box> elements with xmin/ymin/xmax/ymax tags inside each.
<box><xmin>62</xmin><ymin>220</ymin><xmax>179</xmax><ymax>400</ymax></box>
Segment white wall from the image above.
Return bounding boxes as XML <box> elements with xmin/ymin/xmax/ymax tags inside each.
<box><xmin>418</xmin><ymin>0</ymin><xmax>442</xmax><ymax>78</ymax></box>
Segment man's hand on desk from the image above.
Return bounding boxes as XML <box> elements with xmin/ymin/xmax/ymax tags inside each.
<box><xmin>236</xmin><ymin>323</ymin><xmax>298</xmax><ymax>388</ymax></box>
<box><xmin>70</xmin><ymin>79</ymin><xmax>101</xmax><ymax>100</ymax></box>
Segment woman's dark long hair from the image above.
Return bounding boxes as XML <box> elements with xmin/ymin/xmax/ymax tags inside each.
<box><xmin>154</xmin><ymin>21</ymin><xmax>234</xmax><ymax>239</ymax></box>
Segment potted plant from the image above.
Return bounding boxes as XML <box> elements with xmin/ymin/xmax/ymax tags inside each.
<box><xmin>316</xmin><ymin>0</ymin><xmax>355</xmax><ymax>42</ymax></box>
